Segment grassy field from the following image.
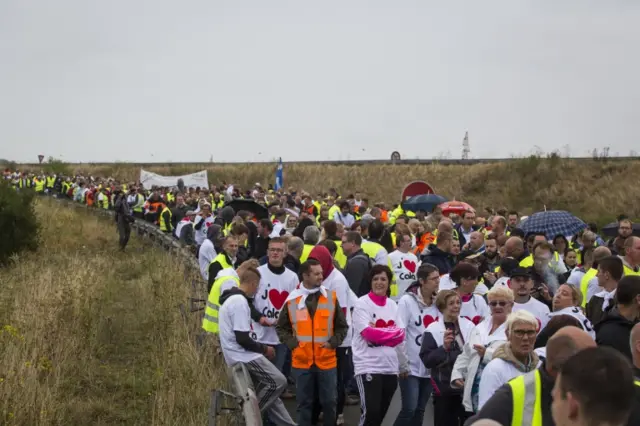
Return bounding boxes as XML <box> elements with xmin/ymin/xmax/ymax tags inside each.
<box><xmin>44</xmin><ymin>156</ymin><xmax>640</xmax><ymax>224</ymax></box>
<box><xmin>0</xmin><ymin>198</ymin><xmax>232</xmax><ymax>425</ymax></box>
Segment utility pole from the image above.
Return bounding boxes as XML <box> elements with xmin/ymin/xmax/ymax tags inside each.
<box><xmin>462</xmin><ymin>131</ymin><xmax>470</xmax><ymax>160</ymax></box>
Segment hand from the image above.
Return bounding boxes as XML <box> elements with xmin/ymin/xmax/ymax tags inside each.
<box><xmin>539</xmin><ymin>284</ymin><xmax>552</xmax><ymax>301</ymax></box>
<box><xmin>463</xmin><ymin>243</ymin><xmax>470</xmax><ymax>250</ymax></box>
<box><xmin>443</xmin><ymin>329</ymin><xmax>454</xmax><ymax>350</ymax></box>
<box><xmin>399</xmin><ymin>372</ymin><xmax>409</xmax><ymax>379</ymax></box>
<box><xmin>452</xmin><ymin>379</ymin><xmax>465</xmax><ymax>389</ymax></box>
<box><xmin>264</xmin><ymin>346</ymin><xmax>276</xmax><ymax>360</ymax></box>
<box><xmin>483</xmin><ymin>272</ymin><xmax>497</xmax><ymax>284</ymax></box>
<box><xmin>259</xmin><ymin>317</ymin><xmax>273</xmax><ymax>327</ymax></box>
<box><xmin>473</xmin><ymin>344</ymin><xmax>486</xmax><ymax>358</ymax></box>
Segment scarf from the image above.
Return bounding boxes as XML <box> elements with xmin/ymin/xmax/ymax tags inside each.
<box><xmin>287</xmin><ymin>285</ymin><xmax>328</xmax><ymax>310</ymax></box>
<box><xmin>493</xmin><ymin>343</ymin><xmax>539</xmax><ymax>373</ymax></box>
<box><xmin>602</xmin><ymin>289</ymin><xmax>617</xmax><ymax>312</ymax></box>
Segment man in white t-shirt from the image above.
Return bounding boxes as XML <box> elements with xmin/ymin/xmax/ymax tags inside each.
<box><xmin>253</xmin><ymin>238</ymin><xmax>299</xmax><ymax>373</ymax></box>
<box><xmin>510</xmin><ymin>267</ymin><xmax>551</xmax><ymax>330</ymax></box>
<box><xmin>218</xmin><ymin>260</ymin><xmax>296</xmax><ymax>426</ymax></box>
<box><xmin>389</xmin><ymin>233</ymin><xmax>420</xmax><ymax>301</ymax></box>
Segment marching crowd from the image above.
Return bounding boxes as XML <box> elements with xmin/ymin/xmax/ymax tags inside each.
<box><xmin>5</xmin><ymin>169</ymin><xmax>640</xmax><ymax>426</ymax></box>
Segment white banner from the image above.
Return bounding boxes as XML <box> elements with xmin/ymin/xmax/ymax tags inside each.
<box><xmin>139</xmin><ymin>169</ymin><xmax>209</xmax><ymax>190</ymax></box>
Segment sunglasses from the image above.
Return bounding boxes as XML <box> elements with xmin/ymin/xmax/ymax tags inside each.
<box><xmin>489</xmin><ymin>301</ymin><xmax>509</xmax><ymax>307</ymax></box>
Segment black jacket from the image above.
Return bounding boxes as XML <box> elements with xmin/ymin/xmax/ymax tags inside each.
<box><xmin>420</xmin><ymin>244</ymin><xmax>455</xmax><ymax>276</ymax></box>
<box><xmin>420</xmin><ymin>322</ymin><xmax>464</xmax><ymax>396</ymax></box>
<box><xmin>455</xmin><ymin>224</ymin><xmax>479</xmax><ymax>248</ymax></box>
<box><xmin>207</xmin><ymin>252</ymin><xmax>236</xmax><ymax>292</ymax></box>
<box><xmin>595</xmin><ymin>308</ymin><xmax>638</xmax><ymax>362</ymax></box>
<box><xmin>585</xmin><ymin>293</ymin><xmax>616</xmax><ymax>326</ymax></box>
<box><xmin>465</xmin><ymin>364</ymin><xmax>556</xmax><ymax>426</ymax></box>
<box><xmin>344</xmin><ymin>249</ymin><xmax>373</xmax><ymax>297</ymax></box>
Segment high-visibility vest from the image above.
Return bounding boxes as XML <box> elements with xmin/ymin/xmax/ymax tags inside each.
<box><xmin>300</xmin><ymin>244</ymin><xmax>315</xmax><ymax>263</ymax></box>
<box><xmin>362</xmin><ymin>241</ymin><xmax>398</xmax><ymax>297</ymax></box>
<box><xmin>580</xmin><ymin>268</ymin><xmax>598</xmax><ymax>307</ymax></box>
<box><xmin>34</xmin><ymin>179</ymin><xmax>45</xmax><ymax>193</ymax></box>
<box><xmin>133</xmin><ymin>194</ymin><xmax>145</xmax><ymax>213</ymax></box>
<box><xmin>222</xmin><ymin>222</ymin><xmax>232</xmax><ymax>236</ymax></box>
<box><xmin>519</xmin><ymin>254</ymin><xmax>534</xmax><ymax>268</ymax></box>
<box><xmin>509</xmin><ymin>370</ymin><xmax>542</xmax><ymax>426</ymax></box>
<box><xmin>624</xmin><ymin>264</ymin><xmax>640</xmax><ymax>277</ymax></box>
<box><xmin>46</xmin><ymin>176</ymin><xmax>55</xmax><ymax>188</ymax></box>
<box><xmin>287</xmin><ymin>290</ymin><xmax>337</xmax><ymax>370</ymax></box>
<box><xmin>159</xmin><ymin>207</ymin><xmax>172</xmax><ymax>232</ymax></box>
<box><xmin>202</xmin><ymin>275</ymin><xmax>240</xmax><ymax>334</ymax></box>
<box><xmin>328</xmin><ymin>205</ymin><xmax>340</xmax><ymax>221</ymax></box>
<box><xmin>333</xmin><ymin>240</ymin><xmax>348</xmax><ymax>269</ymax></box>
<box><xmin>210</xmin><ymin>253</ymin><xmax>233</xmax><ymax>272</ymax></box>
<box><xmin>166</xmin><ymin>193</ymin><xmax>175</xmax><ymax>203</ymax></box>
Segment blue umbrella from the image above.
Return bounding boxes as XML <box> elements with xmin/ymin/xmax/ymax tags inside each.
<box><xmin>402</xmin><ymin>194</ymin><xmax>448</xmax><ymax>213</ymax></box>
<box><xmin>518</xmin><ymin>210</ymin><xmax>587</xmax><ymax>240</ymax></box>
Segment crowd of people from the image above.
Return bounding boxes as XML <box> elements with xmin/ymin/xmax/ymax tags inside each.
<box><xmin>6</xmin><ymin>169</ymin><xmax>640</xmax><ymax>426</ymax></box>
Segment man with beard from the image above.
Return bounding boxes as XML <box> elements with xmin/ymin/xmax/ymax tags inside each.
<box><xmin>607</xmin><ymin>217</ymin><xmax>634</xmax><ymax>255</ymax></box>
<box><xmin>483</xmin><ymin>233</ymin><xmax>500</xmax><ymax>271</ymax></box>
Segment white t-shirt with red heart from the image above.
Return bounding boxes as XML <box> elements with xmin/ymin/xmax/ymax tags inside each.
<box><xmin>397</xmin><ymin>292</ymin><xmax>439</xmax><ymax>378</ymax></box>
<box><xmin>460</xmin><ymin>294</ymin><xmax>490</xmax><ymax>326</ymax></box>
<box><xmin>252</xmin><ymin>264</ymin><xmax>299</xmax><ymax>345</ymax></box>
<box><xmin>389</xmin><ymin>250</ymin><xmax>420</xmax><ymax>301</ymax></box>
<box><xmin>352</xmin><ymin>294</ymin><xmax>405</xmax><ymax>376</ymax></box>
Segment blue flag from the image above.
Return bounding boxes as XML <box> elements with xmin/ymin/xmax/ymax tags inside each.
<box><xmin>275</xmin><ymin>157</ymin><xmax>283</xmax><ymax>191</ymax></box>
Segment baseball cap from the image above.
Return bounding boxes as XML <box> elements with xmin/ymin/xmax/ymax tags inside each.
<box><xmin>509</xmin><ymin>266</ymin><xmax>532</xmax><ymax>279</ymax></box>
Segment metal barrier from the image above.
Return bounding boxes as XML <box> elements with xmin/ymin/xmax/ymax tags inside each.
<box><xmin>51</xmin><ymin>196</ymin><xmax>258</xmax><ymax>426</ymax></box>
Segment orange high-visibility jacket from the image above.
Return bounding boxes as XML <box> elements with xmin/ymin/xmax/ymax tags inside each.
<box><xmin>287</xmin><ymin>290</ymin><xmax>338</xmax><ymax>370</ymax></box>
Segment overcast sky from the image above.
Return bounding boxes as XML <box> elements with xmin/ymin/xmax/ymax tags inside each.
<box><xmin>1</xmin><ymin>1</ymin><xmax>639</xmax><ymax>163</ymax></box>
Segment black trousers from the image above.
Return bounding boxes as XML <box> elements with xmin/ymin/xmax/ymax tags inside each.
<box><xmin>432</xmin><ymin>394</ymin><xmax>468</xmax><ymax>426</ymax></box>
<box><xmin>117</xmin><ymin>216</ymin><xmax>131</xmax><ymax>250</ymax></box>
<box><xmin>355</xmin><ymin>373</ymin><xmax>397</xmax><ymax>426</ymax></box>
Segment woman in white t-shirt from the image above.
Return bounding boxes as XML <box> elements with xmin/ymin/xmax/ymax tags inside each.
<box><xmin>420</xmin><ymin>289</ymin><xmax>475</xmax><ymax>426</ymax></box>
<box><xmin>389</xmin><ymin>233</ymin><xmax>420</xmax><ymax>302</ymax></box>
<box><xmin>477</xmin><ymin>310</ymin><xmax>541</xmax><ymax>410</ymax></box>
<box><xmin>449</xmin><ymin>263</ymin><xmax>490</xmax><ymax>326</ymax></box>
<box><xmin>450</xmin><ymin>286</ymin><xmax>513</xmax><ymax>415</ymax></box>
<box><xmin>352</xmin><ymin>265</ymin><xmax>407</xmax><ymax>426</ymax></box>
<box><xmin>394</xmin><ymin>264</ymin><xmax>440</xmax><ymax>426</ymax></box>
<box><xmin>546</xmin><ymin>284</ymin><xmax>595</xmax><ymax>339</ymax></box>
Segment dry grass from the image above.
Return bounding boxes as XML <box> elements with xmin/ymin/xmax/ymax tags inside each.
<box><xmin>0</xmin><ymin>198</ymin><xmax>232</xmax><ymax>425</ymax></box>
<box><xmin>64</xmin><ymin>157</ymin><xmax>640</xmax><ymax>224</ymax></box>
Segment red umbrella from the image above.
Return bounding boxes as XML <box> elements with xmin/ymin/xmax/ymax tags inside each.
<box><xmin>438</xmin><ymin>201</ymin><xmax>475</xmax><ymax>216</ymax></box>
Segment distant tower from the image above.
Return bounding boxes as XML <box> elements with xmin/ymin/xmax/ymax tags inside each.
<box><xmin>462</xmin><ymin>131</ymin><xmax>470</xmax><ymax>160</ymax></box>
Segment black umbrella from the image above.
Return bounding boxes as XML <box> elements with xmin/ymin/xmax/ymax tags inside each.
<box><xmin>601</xmin><ymin>222</ymin><xmax>640</xmax><ymax>238</ymax></box>
<box><xmin>224</xmin><ymin>199</ymin><xmax>269</xmax><ymax>220</ymax></box>
<box><xmin>402</xmin><ymin>194</ymin><xmax>448</xmax><ymax>213</ymax></box>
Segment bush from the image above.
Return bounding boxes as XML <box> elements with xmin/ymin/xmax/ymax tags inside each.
<box><xmin>42</xmin><ymin>156</ymin><xmax>71</xmax><ymax>176</ymax></box>
<box><xmin>0</xmin><ymin>181</ymin><xmax>40</xmax><ymax>264</ymax></box>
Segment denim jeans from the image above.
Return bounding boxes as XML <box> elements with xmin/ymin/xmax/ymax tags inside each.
<box><xmin>393</xmin><ymin>375</ymin><xmax>433</xmax><ymax>426</ymax></box>
<box><xmin>292</xmin><ymin>366</ymin><xmax>337</xmax><ymax>426</ymax></box>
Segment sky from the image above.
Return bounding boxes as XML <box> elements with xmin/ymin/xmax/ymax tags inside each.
<box><xmin>1</xmin><ymin>1</ymin><xmax>639</xmax><ymax>163</ymax></box>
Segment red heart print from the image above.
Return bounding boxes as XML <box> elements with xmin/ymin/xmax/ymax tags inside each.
<box><xmin>375</xmin><ymin>319</ymin><xmax>396</xmax><ymax>328</ymax></box>
<box><xmin>403</xmin><ymin>259</ymin><xmax>417</xmax><ymax>273</ymax></box>
<box><xmin>463</xmin><ymin>315</ymin><xmax>483</xmax><ymax>325</ymax></box>
<box><xmin>423</xmin><ymin>315</ymin><xmax>437</xmax><ymax>328</ymax></box>
<box><xmin>268</xmin><ymin>289</ymin><xmax>289</xmax><ymax>310</ymax></box>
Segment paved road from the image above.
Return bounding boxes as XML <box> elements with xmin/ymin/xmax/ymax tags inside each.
<box><xmin>283</xmin><ymin>386</ymin><xmax>434</xmax><ymax>426</ymax></box>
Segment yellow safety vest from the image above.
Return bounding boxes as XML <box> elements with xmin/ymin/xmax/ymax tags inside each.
<box><xmin>100</xmin><ymin>193</ymin><xmax>109</xmax><ymax>210</ymax></box>
<box><xmin>334</xmin><ymin>240</ymin><xmax>347</xmax><ymax>269</ymax></box>
<box><xmin>222</xmin><ymin>222</ymin><xmax>232</xmax><ymax>236</ymax></box>
<box><xmin>509</xmin><ymin>370</ymin><xmax>542</xmax><ymax>426</ymax></box>
<box><xmin>328</xmin><ymin>205</ymin><xmax>340</xmax><ymax>221</ymax></box>
<box><xmin>520</xmin><ymin>254</ymin><xmax>535</xmax><ymax>268</ymax></box>
<box><xmin>362</xmin><ymin>241</ymin><xmax>398</xmax><ymax>297</ymax></box>
<box><xmin>300</xmin><ymin>244</ymin><xmax>315</xmax><ymax>263</ymax></box>
<box><xmin>166</xmin><ymin>193</ymin><xmax>175</xmax><ymax>203</ymax></box>
<box><xmin>624</xmin><ymin>265</ymin><xmax>640</xmax><ymax>277</ymax></box>
<box><xmin>202</xmin><ymin>275</ymin><xmax>239</xmax><ymax>334</ymax></box>
<box><xmin>46</xmin><ymin>176</ymin><xmax>56</xmax><ymax>188</ymax></box>
<box><xmin>580</xmin><ymin>268</ymin><xmax>598</xmax><ymax>308</ymax></box>
<box><xmin>210</xmin><ymin>252</ymin><xmax>233</xmax><ymax>271</ymax></box>
<box><xmin>34</xmin><ymin>179</ymin><xmax>45</xmax><ymax>193</ymax></box>
<box><xmin>159</xmin><ymin>207</ymin><xmax>173</xmax><ymax>232</ymax></box>
<box><xmin>133</xmin><ymin>194</ymin><xmax>145</xmax><ymax>213</ymax></box>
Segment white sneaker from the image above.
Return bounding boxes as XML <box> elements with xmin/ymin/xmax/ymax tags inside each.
<box><xmin>336</xmin><ymin>414</ymin><xmax>344</xmax><ymax>425</ymax></box>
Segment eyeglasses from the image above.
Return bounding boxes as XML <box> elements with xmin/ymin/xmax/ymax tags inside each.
<box><xmin>489</xmin><ymin>301</ymin><xmax>509</xmax><ymax>307</ymax></box>
<box><xmin>512</xmin><ymin>329</ymin><xmax>537</xmax><ymax>338</ymax></box>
